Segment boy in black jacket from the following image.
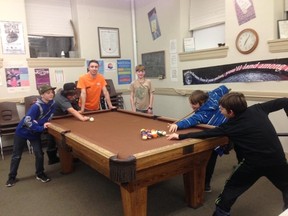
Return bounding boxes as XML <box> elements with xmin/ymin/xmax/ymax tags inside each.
<box><xmin>167</xmin><ymin>92</ymin><xmax>288</xmax><ymax>216</ymax></box>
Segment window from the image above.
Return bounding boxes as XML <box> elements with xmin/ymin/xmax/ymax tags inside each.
<box><xmin>25</xmin><ymin>0</ymin><xmax>75</xmax><ymax>58</ymax></box>
<box><xmin>28</xmin><ymin>35</ymin><xmax>73</xmax><ymax>58</ymax></box>
<box><xmin>189</xmin><ymin>0</ymin><xmax>225</xmax><ymax>50</ymax></box>
<box><xmin>193</xmin><ymin>24</ymin><xmax>225</xmax><ymax>50</ymax></box>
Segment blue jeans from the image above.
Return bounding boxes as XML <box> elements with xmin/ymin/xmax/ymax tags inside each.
<box><xmin>9</xmin><ymin>134</ymin><xmax>44</xmax><ymax>178</ymax></box>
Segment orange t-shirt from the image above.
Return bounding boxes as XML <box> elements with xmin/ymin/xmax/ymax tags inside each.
<box><xmin>77</xmin><ymin>73</ymin><xmax>107</xmax><ymax>110</ymax></box>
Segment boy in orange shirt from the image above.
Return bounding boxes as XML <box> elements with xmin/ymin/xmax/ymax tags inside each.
<box><xmin>77</xmin><ymin>60</ymin><xmax>116</xmax><ymax>112</ymax></box>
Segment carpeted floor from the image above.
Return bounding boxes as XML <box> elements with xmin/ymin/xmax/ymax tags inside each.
<box><xmin>0</xmin><ymin>149</ymin><xmax>284</xmax><ymax>216</ymax></box>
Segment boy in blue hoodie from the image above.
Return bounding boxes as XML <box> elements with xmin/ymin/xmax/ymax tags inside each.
<box><xmin>6</xmin><ymin>84</ymin><xmax>56</xmax><ymax>187</ymax></box>
<box><xmin>168</xmin><ymin>85</ymin><xmax>229</xmax><ymax>192</ymax></box>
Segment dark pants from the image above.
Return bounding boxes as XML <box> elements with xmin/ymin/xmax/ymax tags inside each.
<box><xmin>205</xmin><ymin>150</ymin><xmax>218</xmax><ymax>186</ymax></box>
<box><xmin>46</xmin><ymin>133</ymin><xmax>57</xmax><ymax>152</ymax></box>
<box><xmin>9</xmin><ymin>134</ymin><xmax>44</xmax><ymax>178</ymax></box>
<box><xmin>45</xmin><ymin>133</ymin><xmax>60</xmax><ymax>164</ymax></box>
<box><xmin>214</xmin><ymin>160</ymin><xmax>288</xmax><ymax>215</ymax></box>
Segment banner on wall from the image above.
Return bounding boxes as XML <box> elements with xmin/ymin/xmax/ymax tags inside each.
<box><xmin>183</xmin><ymin>58</ymin><xmax>288</xmax><ymax>85</ymax></box>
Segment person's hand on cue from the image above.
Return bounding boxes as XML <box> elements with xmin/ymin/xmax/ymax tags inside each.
<box><xmin>166</xmin><ymin>133</ymin><xmax>179</xmax><ymax>140</ymax></box>
<box><xmin>168</xmin><ymin>123</ymin><xmax>178</xmax><ymax>133</ymax></box>
<box><xmin>167</xmin><ymin>110</ymin><xmax>196</xmax><ymax>133</ymax></box>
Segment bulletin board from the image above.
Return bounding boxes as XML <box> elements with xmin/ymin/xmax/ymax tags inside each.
<box><xmin>141</xmin><ymin>50</ymin><xmax>165</xmax><ymax>78</ymax></box>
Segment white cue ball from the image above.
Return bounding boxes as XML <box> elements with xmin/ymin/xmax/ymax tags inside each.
<box><xmin>89</xmin><ymin>117</ymin><xmax>94</xmax><ymax>122</ymax></box>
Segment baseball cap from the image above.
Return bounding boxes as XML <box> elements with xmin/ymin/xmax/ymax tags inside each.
<box><xmin>38</xmin><ymin>84</ymin><xmax>56</xmax><ymax>95</ymax></box>
<box><xmin>63</xmin><ymin>82</ymin><xmax>76</xmax><ymax>91</ymax></box>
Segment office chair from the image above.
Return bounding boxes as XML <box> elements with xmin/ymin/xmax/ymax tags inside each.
<box><xmin>100</xmin><ymin>79</ymin><xmax>124</xmax><ymax>110</ymax></box>
<box><xmin>0</xmin><ymin>102</ymin><xmax>20</xmax><ymax>160</ymax></box>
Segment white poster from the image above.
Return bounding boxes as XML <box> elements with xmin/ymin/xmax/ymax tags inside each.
<box><xmin>0</xmin><ymin>21</ymin><xmax>25</xmax><ymax>54</ymax></box>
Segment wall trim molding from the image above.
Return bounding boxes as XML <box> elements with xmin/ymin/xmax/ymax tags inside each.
<box><xmin>119</xmin><ymin>88</ymin><xmax>287</xmax><ymax>101</ymax></box>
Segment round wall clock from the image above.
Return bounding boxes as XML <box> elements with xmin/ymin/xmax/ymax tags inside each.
<box><xmin>235</xmin><ymin>28</ymin><xmax>259</xmax><ymax>54</ymax></box>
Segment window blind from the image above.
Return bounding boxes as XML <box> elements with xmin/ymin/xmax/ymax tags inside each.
<box><xmin>189</xmin><ymin>0</ymin><xmax>225</xmax><ymax>31</ymax></box>
<box><xmin>25</xmin><ymin>0</ymin><xmax>73</xmax><ymax>36</ymax></box>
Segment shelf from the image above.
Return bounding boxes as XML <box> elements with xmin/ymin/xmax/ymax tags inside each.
<box><xmin>27</xmin><ymin>58</ymin><xmax>85</xmax><ymax>68</ymax></box>
<box><xmin>267</xmin><ymin>38</ymin><xmax>288</xmax><ymax>53</ymax></box>
<box><xmin>178</xmin><ymin>46</ymin><xmax>228</xmax><ymax>61</ymax></box>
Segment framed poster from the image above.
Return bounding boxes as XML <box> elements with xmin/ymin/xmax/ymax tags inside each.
<box><xmin>278</xmin><ymin>20</ymin><xmax>288</xmax><ymax>39</ymax></box>
<box><xmin>98</xmin><ymin>27</ymin><xmax>121</xmax><ymax>58</ymax></box>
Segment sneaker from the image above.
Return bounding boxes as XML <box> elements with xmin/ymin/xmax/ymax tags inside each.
<box><xmin>6</xmin><ymin>177</ymin><xmax>16</xmax><ymax>187</ymax></box>
<box><xmin>205</xmin><ymin>185</ymin><xmax>212</xmax><ymax>192</ymax></box>
<box><xmin>36</xmin><ymin>173</ymin><xmax>51</xmax><ymax>183</ymax></box>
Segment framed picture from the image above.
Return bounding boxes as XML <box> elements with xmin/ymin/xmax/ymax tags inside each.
<box><xmin>98</xmin><ymin>27</ymin><xmax>121</xmax><ymax>58</ymax></box>
<box><xmin>277</xmin><ymin>20</ymin><xmax>288</xmax><ymax>39</ymax></box>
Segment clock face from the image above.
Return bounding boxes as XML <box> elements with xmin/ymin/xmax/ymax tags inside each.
<box><xmin>236</xmin><ymin>29</ymin><xmax>259</xmax><ymax>54</ymax></box>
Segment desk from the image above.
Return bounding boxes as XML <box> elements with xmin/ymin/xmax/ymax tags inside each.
<box><xmin>48</xmin><ymin>109</ymin><xmax>228</xmax><ymax>216</ymax></box>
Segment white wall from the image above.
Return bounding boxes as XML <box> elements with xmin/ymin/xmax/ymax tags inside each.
<box><xmin>134</xmin><ymin>0</ymin><xmax>288</xmax><ymax>92</ymax></box>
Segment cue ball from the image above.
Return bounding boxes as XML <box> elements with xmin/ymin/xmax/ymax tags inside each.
<box><xmin>89</xmin><ymin>117</ymin><xmax>94</xmax><ymax>122</ymax></box>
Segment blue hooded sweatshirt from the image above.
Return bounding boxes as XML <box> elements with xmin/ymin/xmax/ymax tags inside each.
<box><xmin>16</xmin><ymin>98</ymin><xmax>55</xmax><ymax>140</ymax></box>
<box><xmin>177</xmin><ymin>85</ymin><xmax>229</xmax><ymax>129</ymax></box>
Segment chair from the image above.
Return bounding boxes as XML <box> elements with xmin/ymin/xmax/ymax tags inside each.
<box><xmin>24</xmin><ymin>95</ymin><xmax>39</xmax><ymax>114</ymax></box>
<box><xmin>100</xmin><ymin>79</ymin><xmax>124</xmax><ymax>109</ymax></box>
<box><xmin>24</xmin><ymin>95</ymin><xmax>39</xmax><ymax>154</ymax></box>
<box><xmin>0</xmin><ymin>102</ymin><xmax>20</xmax><ymax>160</ymax></box>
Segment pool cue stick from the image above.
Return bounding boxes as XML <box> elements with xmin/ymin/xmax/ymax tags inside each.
<box><xmin>197</xmin><ymin>124</ymin><xmax>216</xmax><ymax>129</ymax></box>
<box><xmin>171</xmin><ymin>110</ymin><xmax>196</xmax><ymax>124</ymax></box>
<box><xmin>277</xmin><ymin>133</ymin><xmax>288</xmax><ymax>136</ymax></box>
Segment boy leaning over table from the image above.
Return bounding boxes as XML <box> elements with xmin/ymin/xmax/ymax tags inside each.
<box><xmin>167</xmin><ymin>92</ymin><xmax>288</xmax><ymax>216</ymax></box>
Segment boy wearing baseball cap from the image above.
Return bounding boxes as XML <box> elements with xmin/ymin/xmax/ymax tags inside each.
<box><xmin>46</xmin><ymin>82</ymin><xmax>90</xmax><ymax>165</ymax></box>
<box><xmin>6</xmin><ymin>84</ymin><xmax>56</xmax><ymax>187</ymax></box>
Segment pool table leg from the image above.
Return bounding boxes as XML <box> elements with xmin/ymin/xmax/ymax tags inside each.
<box><xmin>57</xmin><ymin>143</ymin><xmax>74</xmax><ymax>174</ymax></box>
<box><xmin>120</xmin><ymin>185</ymin><xmax>147</xmax><ymax>216</ymax></box>
<box><xmin>183</xmin><ymin>151</ymin><xmax>211</xmax><ymax>208</ymax></box>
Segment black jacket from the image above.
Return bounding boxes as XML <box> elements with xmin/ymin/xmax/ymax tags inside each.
<box><xmin>179</xmin><ymin>98</ymin><xmax>288</xmax><ymax>166</ymax></box>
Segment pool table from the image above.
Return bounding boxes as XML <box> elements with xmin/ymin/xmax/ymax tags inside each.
<box><xmin>48</xmin><ymin>109</ymin><xmax>228</xmax><ymax>216</ymax></box>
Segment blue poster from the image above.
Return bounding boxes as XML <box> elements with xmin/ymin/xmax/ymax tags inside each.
<box><xmin>117</xmin><ymin>60</ymin><xmax>132</xmax><ymax>85</ymax></box>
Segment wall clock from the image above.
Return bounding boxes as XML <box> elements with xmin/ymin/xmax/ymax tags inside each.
<box><xmin>235</xmin><ymin>28</ymin><xmax>259</xmax><ymax>54</ymax></box>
